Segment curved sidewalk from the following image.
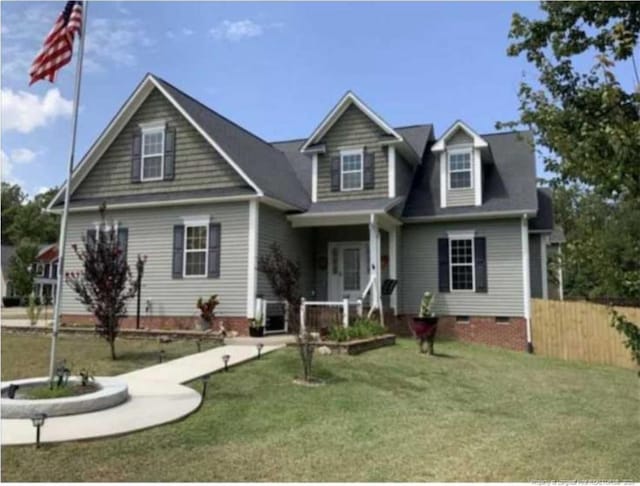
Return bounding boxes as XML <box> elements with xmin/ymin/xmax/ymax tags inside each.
<box><xmin>1</xmin><ymin>344</ymin><xmax>283</xmax><ymax>445</ymax></box>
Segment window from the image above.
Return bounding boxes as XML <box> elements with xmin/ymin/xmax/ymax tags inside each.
<box><xmin>456</xmin><ymin>316</ymin><xmax>470</xmax><ymax>324</ymax></box>
<box><xmin>450</xmin><ymin>238</ymin><xmax>474</xmax><ymax>291</ymax></box>
<box><xmin>44</xmin><ymin>263</ymin><xmax>50</xmax><ymax>278</ymax></box>
<box><xmin>448</xmin><ymin>150</ymin><xmax>472</xmax><ymax>189</ymax></box>
<box><xmin>184</xmin><ymin>224</ymin><xmax>208</xmax><ymax>277</ymax></box>
<box><xmin>35</xmin><ymin>263</ymin><xmax>44</xmax><ymax>277</ymax></box>
<box><xmin>496</xmin><ymin>316</ymin><xmax>510</xmax><ymax>324</ymax></box>
<box><xmin>141</xmin><ymin>127</ymin><xmax>164</xmax><ymax>181</ymax></box>
<box><xmin>51</xmin><ymin>262</ymin><xmax>58</xmax><ymax>279</ymax></box>
<box><xmin>340</xmin><ymin>149</ymin><xmax>363</xmax><ymax>191</ymax></box>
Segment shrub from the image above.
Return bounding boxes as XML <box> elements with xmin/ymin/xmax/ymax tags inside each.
<box><xmin>196</xmin><ymin>295</ymin><xmax>219</xmax><ymax>324</ymax></box>
<box><xmin>2</xmin><ymin>297</ymin><xmax>21</xmax><ymax>307</ymax></box>
<box><xmin>328</xmin><ymin>317</ymin><xmax>385</xmax><ymax>342</ymax></box>
<box><xmin>26</xmin><ymin>292</ymin><xmax>41</xmax><ymax>325</ymax></box>
<box><xmin>610</xmin><ymin>309</ymin><xmax>640</xmax><ymax>374</ymax></box>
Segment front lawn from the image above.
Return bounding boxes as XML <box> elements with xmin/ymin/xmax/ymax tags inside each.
<box><xmin>1</xmin><ymin>333</ymin><xmax>638</xmax><ymax>482</ymax></box>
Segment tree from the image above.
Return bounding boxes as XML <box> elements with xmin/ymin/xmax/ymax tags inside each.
<box><xmin>257</xmin><ymin>243</ymin><xmax>316</xmax><ymax>383</ymax></box>
<box><xmin>1</xmin><ymin>183</ymin><xmax>27</xmax><ymax>245</ymax></box>
<box><xmin>65</xmin><ymin>206</ymin><xmax>145</xmax><ymax>360</ymax></box>
<box><xmin>7</xmin><ymin>187</ymin><xmax>59</xmax><ymax>244</ymax></box>
<box><xmin>504</xmin><ymin>2</ymin><xmax>640</xmax><ymax>200</ymax></box>
<box><xmin>7</xmin><ymin>239</ymin><xmax>39</xmax><ymax>300</ymax></box>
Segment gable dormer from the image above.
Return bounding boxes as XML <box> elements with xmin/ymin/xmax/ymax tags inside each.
<box><xmin>300</xmin><ymin>92</ymin><xmax>406</xmax><ymax>203</ymax></box>
<box><xmin>432</xmin><ymin>121</ymin><xmax>488</xmax><ymax>208</ymax></box>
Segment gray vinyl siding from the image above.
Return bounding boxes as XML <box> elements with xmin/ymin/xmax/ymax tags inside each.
<box><xmin>312</xmin><ymin>226</ymin><xmax>369</xmax><ymax>300</ymax></box>
<box><xmin>60</xmin><ymin>202</ymin><xmax>249</xmax><ymax>318</ymax></box>
<box><xmin>257</xmin><ymin>204</ymin><xmax>314</xmax><ymax>300</ymax></box>
<box><xmin>400</xmin><ymin>218</ymin><xmax>525</xmax><ymax>316</ymax></box>
<box><xmin>317</xmin><ymin>104</ymin><xmax>388</xmax><ymax>201</ymax></box>
<box><xmin>73</xmin><ymin>88</ymin><xmax>247</xmax><ymax>200</ymax></box>
<box><xmin>529</xmin><ymin>234</ymin><xmax>543</xmax><ymax>298</ymax></box>
<box><xmin>445</xmin><ymin>128</ymin><xmax>475</xmax><ymax>207</ymax></box>
<box><xmin>395</xmin><ymin>153</ymin><xmax>414</xmax><ymax>198</ymax></box>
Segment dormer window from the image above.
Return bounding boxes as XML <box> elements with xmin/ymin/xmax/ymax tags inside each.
<box><xmin>448</xmin><ymin>149</ymin><xmax>472</xmax><ymax>190</ymax></box>
<box><xmin>340</xmin><ymin>149</ymin><xmax>363</xmax><ymax>191</ymax></box>
<box><xmin>141</xmin><ymin>125</ymin><xmax>165</xmax><ymax>181</ymax></box>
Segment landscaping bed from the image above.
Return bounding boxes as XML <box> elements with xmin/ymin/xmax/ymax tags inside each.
<box><xmin>287</xmin><ymin>333</ymin><xmax>396</xmax><ymax>355</ymax></box>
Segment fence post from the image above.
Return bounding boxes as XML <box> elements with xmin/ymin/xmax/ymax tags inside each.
<box><xmin>300</xmin><ymin>297</ymin><xmax>306</xmax><ymax>334</ymax></box>
<box><xmin>342</xmin><ymin>298</ymin><xmax>349</xmax><ymax>328</ymax></box>
<box><xmin>357</xmin><ymin>299</ymin><xmax>363</xmax><ymax>318</ymax></box>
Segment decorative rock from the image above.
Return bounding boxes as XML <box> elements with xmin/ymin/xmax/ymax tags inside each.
<box><xmin>158</xmin><ymin>336</ymin><xmax>172</xmax><ymax>344</ymax></box>
<box><xmin>317</xmin><ymin>346</ymin><xmax>332</xmax><ymax>355</ymax></box>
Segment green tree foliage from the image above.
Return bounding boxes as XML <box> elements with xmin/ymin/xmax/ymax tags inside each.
<box><xmin>1</xmin><ymin>183</ymin><xmax>59</xmax><ymax>246</ymax></box>
<box><xmin>504</xmin><ymin>2</ymin><xmax>640</xmax><ymax>200</ymax></box>
<box><xmin>1</xmin><ymin>183</ymin><xmax>27</xmax><ymax>245</ymax></box>
<box><xmin>552</xmin><ymin>184</ymin><xmax>640</xmax><ymax>301</ymax></box>
<box><xmin>8</xmin><ymin>239</ymin><xmax>39</xmax><ymax>299</ymax></box>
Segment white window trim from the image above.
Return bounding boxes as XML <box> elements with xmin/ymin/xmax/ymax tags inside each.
<box><xmin>447</xmin><ymin>147</ymin><xmax>473</xmax><ymax>191</ymax></box>
<box><xmin>140</xmin><ymin>124</ymin><xmax>165</xmax><ymax>182</ymax></box>
<box><xmin>340</xmin><ymin>148</ymin><xmax>364</xmax><ymax>192</ymax></box>
<box><xmin>35</xmin><ymin>263</ymin><xmax>45</xmax><ymax>277</ymax></box>
<box><xmin>449</xmin><ymin>235</ymin><xmax>475</xmax><ymax>292</ymax></box>
<box><xmin>183</xmin><ymin>223</ymin><xmax>209</xmax><ymax>278</ymax></box>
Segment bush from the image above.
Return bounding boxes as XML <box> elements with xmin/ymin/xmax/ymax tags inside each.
<box><xmin>2</xmin><ymin>297</ymin><xmax>21</xmax><ymax>307</ymax></box>
<box><xmin>328</xmin><ymin>318</ymin><xmax>386</xmax><ymax>342</ymax></box>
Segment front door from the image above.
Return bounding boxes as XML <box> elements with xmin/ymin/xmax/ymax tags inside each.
<box><xmin>328</xmin><ymin>242</ymin><xmax>368</xmax><ymax>301</ymax></box>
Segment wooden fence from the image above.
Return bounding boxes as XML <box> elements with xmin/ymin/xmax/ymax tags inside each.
<box><xmin>531</xmin><ymin>298</ymin><xmax>639</xmax><ymax>370</ymax></box>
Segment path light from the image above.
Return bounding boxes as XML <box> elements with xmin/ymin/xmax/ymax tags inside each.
<box><xmin>222</xmin><ymin>354</ymin><xmax>230</xmax><ymax>372</ymax></box>
<box><xmin>31</xmin><ymin>413</ymin><xmax>47</xmax><ymax>449</ymax></box>
<box><xmin>158</xmin><ymin>349</ymin><xmax>165</xmax><ymax>363</ymax></box>
<box><xmin>256</xmin><ymin>343</ymin><xmax>264</xmax><ymax>359</ymax></box>
<box><xmin>200</xmin><ymin>374</ymin><xmax>211</xmax><ymax>400</ymax></box>
<box><xmin>195</xmin><ymin>338</ymin><xmax>202</xmax><ymax>353</ymax></box>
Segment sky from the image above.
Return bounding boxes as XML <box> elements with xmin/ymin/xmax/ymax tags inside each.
<box><xmin>1</xmin><ymin>1</ymin><xmax>558</xmax><ymax>197</ymax></box>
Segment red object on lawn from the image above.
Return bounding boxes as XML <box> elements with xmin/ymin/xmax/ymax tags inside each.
<box><xmin>410</xmin><ymin>317</ymin><xmax>438</xmax><ymax>354</ymax></box>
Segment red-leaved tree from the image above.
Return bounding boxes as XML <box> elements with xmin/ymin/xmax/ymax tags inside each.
<box><xmin>66</xmin><ymin>205</ymin><xmax>146</xmax><ymax>359</ymax></box>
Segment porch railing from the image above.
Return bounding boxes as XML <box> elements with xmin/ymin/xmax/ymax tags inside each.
<box><xmin>299</xmin><ymin>297</ymin><xmax>364</xmax><ymax>332</ymax></box>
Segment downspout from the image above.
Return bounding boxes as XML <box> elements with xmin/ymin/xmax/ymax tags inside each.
<box><xmin>521</xmin><ymin>214</ymin><xmax>533</xmax><ymax>353</ymax></box>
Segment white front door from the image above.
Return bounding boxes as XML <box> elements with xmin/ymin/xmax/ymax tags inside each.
<box><xmin>328</xmin><ymin>242</ymin><xmax>368</xmax><ymax>301</ymax></box>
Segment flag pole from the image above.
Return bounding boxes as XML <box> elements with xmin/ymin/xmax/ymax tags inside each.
<box><xmin>48</xmin><ymin>1</ymin><xmax>89</xmax><ymax>383</ymax></box>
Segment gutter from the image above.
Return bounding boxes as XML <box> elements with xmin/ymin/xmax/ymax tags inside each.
<box><xmin>403</xmin><ymin>209</ymin><xmax>537</xmax><ymax>223</ymax></box>
<box><xmin>521</xmin><ymin>213</ymin><xmax>533</xmax><ymax>353</ymax></box>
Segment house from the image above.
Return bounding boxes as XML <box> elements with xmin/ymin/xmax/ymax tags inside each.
<box><xmin>33</xmin><ymin>243</ymin><xmax>59</xmax><ymax>305</ymax></box>
<box><xmin>1</xmin><ymin>245</ymin><xmax>17</xmax><ymax>306</ymax></box>
<box><xmin>49</xmin><ymin>73</ymin><xmax>562</xmax><ymax>351</ymax></box>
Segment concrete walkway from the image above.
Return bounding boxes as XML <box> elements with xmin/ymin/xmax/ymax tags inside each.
<box><xmin>1</xmin><ymin>343</ymin><xmax>283</xmax><ymax>445</ymax></box>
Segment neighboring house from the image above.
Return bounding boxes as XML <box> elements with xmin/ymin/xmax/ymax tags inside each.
<box><xmin>1</xmin><ymin>245</ymin><xmax>17</xmax><ymax>305</ymax></box>
<box><xmin>49</xmin><ymin>73</ymin><xmax>561</xmax><ymax>351</ymax></box>
<box><xmin>33</xmin><ymin>243</ymin><xmax>59</xmax><ymax>305</ymax></box>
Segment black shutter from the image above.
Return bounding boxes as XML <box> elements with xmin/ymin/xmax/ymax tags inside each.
<box><xmin>363</xmin><ymin>150</ymin><xmax>375</xmax><ymax>189</ymax></box>
<box><xmin>474</xmin><ymin>236</ymin><xmax>487</xmax><ymax>292</ymax></box>
<box><xmin>131</xmin><ymin>128</ymin><xmax>142</xmax><ymax>183</ymax></box>
<box><xmin>330</xmin><ymin>156</ymin><xmax>341</xmax><ymax>192</ymax></box>
<box><xmin>164</xmin><ymin>126</ymin><xmax>176</xmax><ymax>181</ymax></box>
<box><xmin>208</xmin><ymin>223</ymin><xmax>221</xmax><ymax>278</ymax></box>
<box><xmin>438</xmin><ymin>238</ymin><xmax>450</xmax><ymax>293</ymax></box>
<box><xmin>117</xmin><ymin>227</ymin><xmax>129</xmax><ymax>262</ymax></box>
<box><xmin>172</xmin><ymin>225</ymin><xmax>184</xmax><ymax>279</ymax></box>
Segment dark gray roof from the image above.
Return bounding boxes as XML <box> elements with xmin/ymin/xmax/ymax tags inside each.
<box><xmin>1</xmin><ymin>245</ymin><xmax>15</xmax><ymax>278</ymax></box>
<box><xmin>396</xmin><ymin>125</ymin><xmax>433</xmax><ymax>158</ymax></box>
<box><xmin>403</xmin><ymin>131</ymin><xmax>538</xmax><ymax>219</ymax></box>
<box><xmin>56</xmin><ymin>187</ymin><xmax>256</xmax><ymax>209</ymax></box>
<box><xmin>298</xmin><ymin>197</ymin><xmax>405</xmax><ymax>216</ymax></box>
<box><xmin>550</xmin><ymin>226</ymin><xmax>566</xmax><ymax>243</ymax></box>
<box><xmin>153</xmin><ymin>76</ymin><xmax>310</xmax><ymax>210</ymax></box>
<box><xmin>529</xmin><ymin>187</ymin><xmax>554</xmax><ymax>231</ymax></box>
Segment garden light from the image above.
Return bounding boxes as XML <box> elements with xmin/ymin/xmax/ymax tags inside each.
<box><xmin>159</xmin><ymin>349</ymin><xmax>165</xmax><ymax>363</ymax></box>
<box><xmin>256</xmin><ymin>343</ymin><xmax>264</xmax><ymax>359</ymax></box>
<box><xmin>31</xmin><ymin>413</ymin><xmax>47</xmax><ymax>449</ymax></box>
<box><xmin>222</xmin><ymin>354</ymin><xmax>230</xmax><ymax>372</ymax></box>
<box><xmin>200</xmin><ymin>374</ymin><xmax>210</xmax><ymax>400</ymax></box>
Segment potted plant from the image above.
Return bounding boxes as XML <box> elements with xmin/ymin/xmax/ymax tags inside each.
<box><xmin>248</xmin><ymin>311</ymin><xmax>265</xmax><ymax>337</ymax></box>
<box><xmin>196</xmin><ymin>295</ymin><xmax>219</xmax><ymax>331</ymax></box>
<box><xmin>410</xmin><ymin>291</ymin><xmax>438</xmax><ymax>355</ymax></box>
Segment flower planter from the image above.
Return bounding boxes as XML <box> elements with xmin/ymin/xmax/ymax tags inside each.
<box><xmin>249</xmin><ymin>326</ymin><xmax>265</xmax><ymax>337</ymax></box>
<box><xmin>410</xmin><ymin>317</ymin><xmax>438</xmax><ymax>355</ymax></box>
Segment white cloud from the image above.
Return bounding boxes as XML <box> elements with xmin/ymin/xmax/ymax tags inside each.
<box><xmin>210</xmin><ymin>20</ymin><xmax>265</xmax><ymax>42</ymax></box>
<box><xmin>1</xmin><ymin>88</ymin><xmax>73</xmax><ymax>134</ymax></box>
<box><xmin>166</xmin><ymin>30</ymin><xmax>176</xmax><ymax>39</ymax></box>
<box><xmin>1</xmin><ymin>150</ymin><xmax>21</xmax><ymax>185</ymax></box>
<box><xmin>182</xmin><ymin>28</ymin><xmax>194</xmax><ymax>36</ymax></box>
<box><xmin>10</xmin><ymin>148</ymin><xmax>37</xmax><ymax>165</ymax></box>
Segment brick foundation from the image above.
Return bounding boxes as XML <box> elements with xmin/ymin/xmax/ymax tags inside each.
<box><xmin>394</xmin><ymin>315</ymin><xmax>528</xmax><ymax>352</ymax></box>
<box><xmin>61</xmin><ymin>314</ymin><xmax>250</xmax><ymax>335</ymax></box>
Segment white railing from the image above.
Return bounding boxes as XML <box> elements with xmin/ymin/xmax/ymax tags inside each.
<box><xmin>299</xmin><ymin>297</ymin><xmax>364</xmax><ymax>332</ymax></box>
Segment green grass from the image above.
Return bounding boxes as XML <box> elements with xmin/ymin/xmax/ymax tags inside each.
<box><xmin>20</xmin><ymin>383</ymin><xmax>99</xmax><ymax>400</ymax></box>
<box><xmin>2</xmin><ymin>333</ymin><xmax>639</xmax><ymax>482</ymax></box>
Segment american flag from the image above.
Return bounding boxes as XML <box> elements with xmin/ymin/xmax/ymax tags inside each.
<box><xmin>29</xmin><ymin>1</ymin><xmax>83</xmax><ymax>85</ymax></box>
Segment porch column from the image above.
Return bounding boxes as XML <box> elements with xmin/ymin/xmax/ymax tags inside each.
<box><xmin>368</xmin><ymin>214</ymin><xmax>383</xmax><ymax>321</ymax></box>
<box><xmin>389</xmin><ymin>226</ymin><xmax>398</xmax><ymax>315</ymax></box>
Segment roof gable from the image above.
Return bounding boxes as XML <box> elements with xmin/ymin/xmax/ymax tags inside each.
<box><xmin>432</xmin><ymin>120</ymin><xmax>489</xmax><ymax>152</ymax></box>
<box><xmin>301</xmin><ymin>92</ymin><xmax>402</xmax><ymax>152</ymax></box>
